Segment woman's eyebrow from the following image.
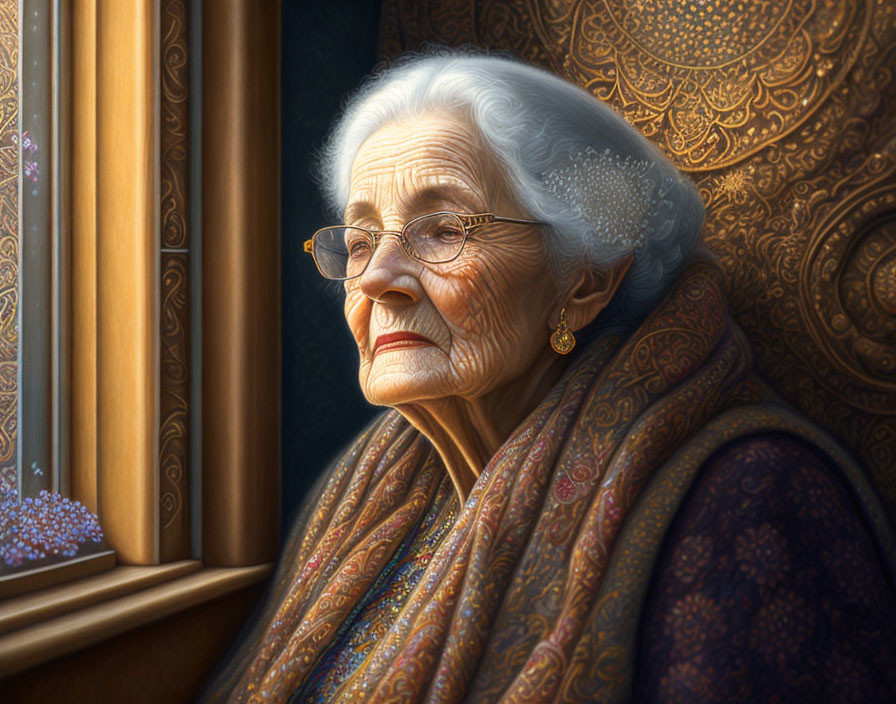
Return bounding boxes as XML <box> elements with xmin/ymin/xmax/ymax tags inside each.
<box><xmin>344</xmin><ymin>183</ymin><xmax>487</xmax><ymax>225</ymax></box>
<box><xmin>343</xmin><ymin>201</ymin><xmax>379</xmax><ymax>225</ymax></box>
<box><xmin>406</xmin><ymin>183</ymin><xmax>486</xmax><ymax>214</ymax></box>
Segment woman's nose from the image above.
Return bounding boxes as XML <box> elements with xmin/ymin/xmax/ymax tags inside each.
<box><xmin>358</xmin><ymin>233</ymin><xmax>423</xmax><ymax>305</ymax></box>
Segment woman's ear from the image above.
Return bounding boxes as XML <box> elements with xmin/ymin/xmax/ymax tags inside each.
<box><xmin>553</xmin><ymin>253</ymin><xmax>634</xmax><ymax>332</ymax></box>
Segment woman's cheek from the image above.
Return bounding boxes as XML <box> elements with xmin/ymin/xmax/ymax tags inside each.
<box><xmin>430</xmin><ymin>273</ymin><xmax>494</xmax><ymax>339</ymax></box>
<box><xmin>344</xmin><ymin>291</ymin><xmax>371</xmax><ymax>348</ymax></box>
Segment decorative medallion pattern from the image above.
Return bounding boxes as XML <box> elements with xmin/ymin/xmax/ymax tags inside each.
<box><xmin>0</xmin><ymin>0</ymin><xmax>17</xmax><ymax>495</ymax></box>
<box><xmin>556</xmin><ymin>0</ymin><xmax>869</xmax><ymax>169</ymax></box>
<box><xmin>380</xmin><ymin>0</ymin><xmax>896</xmax><ymax>515</ymax></box>
<box><xmin>159</xmin><ymin>0</ymin><xmax>190</xmax><ymax>560</ymax></box>
<box><xmin>800</xmin><ymin>171</ymin><xmax>896</xmax><ymax>413</ymax></box>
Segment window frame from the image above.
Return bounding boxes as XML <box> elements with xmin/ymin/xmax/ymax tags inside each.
<box><xmin>0</xmin><ymin>0</ymin><xmax>280</xmax><ymax>674</ymax></box>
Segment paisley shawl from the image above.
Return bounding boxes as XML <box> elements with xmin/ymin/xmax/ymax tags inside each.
<box><xmin>207</xmin><ymin>257</ymin><xmax>896</xmax><ymax>704</ymax></box>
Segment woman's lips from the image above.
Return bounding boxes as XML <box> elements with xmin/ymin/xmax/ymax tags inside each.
<box><xmin>373</xmin><ymin>331</ymin><xmax>434</xmax><ymax>355</ymax></box>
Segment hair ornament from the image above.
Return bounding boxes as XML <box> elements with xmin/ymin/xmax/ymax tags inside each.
<box><xmin>543</xmin><ymin>146</ymin><xmax>671</xmax><ymax>252</ymax></box>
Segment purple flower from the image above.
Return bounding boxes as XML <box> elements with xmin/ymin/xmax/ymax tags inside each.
<box><xmin>24</xmin><ymin>160</ymin><xmax>39</xmax><ymax>183</ymax></box>
<box><xmin>0</xmin><ymin>489</ymin><xmax>104</xmax><ymax>568</ymax></box>
<box><xmin>19</xmin><ymin>131</ymin><xmax>38</xmax><ymax>154</ymax></box>
<box><xmin>9</xmin><ymin>131</ymin><xmax>38</xmax><ymax>153</ymax></box>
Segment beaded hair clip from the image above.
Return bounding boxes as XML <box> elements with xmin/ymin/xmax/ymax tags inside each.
<box><xmin>543</xmin><ymin>146</ymin><xmax>663</xmax><ymax>251</ymax></box>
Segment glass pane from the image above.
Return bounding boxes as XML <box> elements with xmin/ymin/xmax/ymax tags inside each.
<box><xmin>0</xmin><ymin>0</ymin><xmax>107</xmax><ymax>577</ymax></box>
<box><xmin>20</xmin><ymin>0</ymin><xmax>53</xmax><ymax>498</ymax></box>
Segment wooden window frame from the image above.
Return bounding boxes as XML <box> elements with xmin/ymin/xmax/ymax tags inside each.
<box><xmin>0</xmin><ymin>0</ymin><xmax>280</xmax><ymax>676</ymax></box>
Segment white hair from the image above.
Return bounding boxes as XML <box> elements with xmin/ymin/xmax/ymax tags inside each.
<box><xmin>316</xmin><ymin>51</ymin><xmax>705</xmax><ymax>333</ymax></box>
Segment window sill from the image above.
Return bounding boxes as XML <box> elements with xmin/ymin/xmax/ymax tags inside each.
<box><xmin>0</xmin><ymin>549</ymin><xmax>117</xmax><ymax>600</ymax></box>
<box><xmin>0</xmin><ymin>561</ymin><xmax>272</xmax><ymax>676</ymax></box>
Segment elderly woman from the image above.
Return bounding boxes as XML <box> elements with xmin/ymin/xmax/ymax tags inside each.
<box><xmin>207</xmin><ymin>54</ymin><xmax>896</xmax><ymax>703</ymax></box>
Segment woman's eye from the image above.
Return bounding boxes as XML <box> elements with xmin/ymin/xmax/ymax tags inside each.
<box><xmin>435</xmin><ymin>227</ymin><xmax>464</xmax><ymax>242</ymax></box>
<box><xmin>347</xmin><ymin>239</ymin><xmax>372</xmax><ymax>258</ymax></box>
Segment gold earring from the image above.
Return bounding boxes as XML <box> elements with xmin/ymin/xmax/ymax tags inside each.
<box><xmin>550</xmin><ymin>307</ymin><xmax>576</xmax><ymax>355</ymax></box>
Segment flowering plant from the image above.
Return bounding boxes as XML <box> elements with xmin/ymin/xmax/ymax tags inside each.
<box><xmin>11</xmin><ymin>130</ymin><xmax>39</xmax><ymax>183</ymax></box>
<box><xmin>0</xmin><ymin>490</ymin><xmax>104</xmax><ymax>569</ymax></box>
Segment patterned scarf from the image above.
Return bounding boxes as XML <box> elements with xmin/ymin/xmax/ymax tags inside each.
<box><xmin>207</xmin><ymin>257</ymin><xmax>888</xmax><ymax>703</ymax></box>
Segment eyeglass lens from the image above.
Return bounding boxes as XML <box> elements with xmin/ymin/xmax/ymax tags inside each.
<box><xmin>312</xmin><ymin>212</ymin><xmax>467</xmax><ymax>280</ymax></box>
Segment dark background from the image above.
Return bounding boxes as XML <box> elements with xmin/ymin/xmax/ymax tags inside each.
<box><xmin>281</xmin><ymin>0</ymin><xmax>384</xmax><ymax>534</ymax></box>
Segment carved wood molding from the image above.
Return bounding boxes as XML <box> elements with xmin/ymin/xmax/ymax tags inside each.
<box><xmin>159</xmin><ymin>0</ymin><xmax>191</xmax><ymax>562</ymax></box>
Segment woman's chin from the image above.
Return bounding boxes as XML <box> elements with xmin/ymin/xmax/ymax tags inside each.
<box><xmin>361</xmin><ymin>367</ymin><xmax>453</xmax><ymax>408</ymax></box>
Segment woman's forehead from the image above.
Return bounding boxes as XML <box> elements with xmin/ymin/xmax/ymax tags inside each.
<box><xmin>346</xmin><ymin>113</ymin><xmax>499</xmax><ymax>214</ymax></box>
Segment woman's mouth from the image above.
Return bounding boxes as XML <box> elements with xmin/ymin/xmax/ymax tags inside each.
<box><xmin>373</xmin><ymin>331</ymin><xmax>435</xmax><ymax>356</ymax></box>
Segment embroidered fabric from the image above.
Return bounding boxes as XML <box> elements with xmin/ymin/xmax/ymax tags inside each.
<box><xmin>295</xmin><ymin>476</ymin><xmax>458</xmax><ymax>703</ymax></box>
<box><xmin>636</xmin><ymin>433</ymin><xmax>896</xmax><ymax>702</ymax></box>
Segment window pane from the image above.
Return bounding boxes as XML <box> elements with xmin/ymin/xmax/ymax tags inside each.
<box><xmin>0</xmin><ymin>0</ymin><xmax>107</xmax><ymax>577</ymax></box>
<box><xmin>20</xmin><ymin>0</ymin><xmax>54</xmax><ymax>498</ymax></box>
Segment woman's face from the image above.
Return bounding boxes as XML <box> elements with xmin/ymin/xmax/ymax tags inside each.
<box><xmin>343</xmin><ymin>111</ymin><xmax>560</xmax><ymax>407</ymax></box>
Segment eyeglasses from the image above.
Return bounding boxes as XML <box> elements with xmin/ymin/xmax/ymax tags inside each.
<box><xmin>303</xmin><ymin>211</ymin><xmax>546</xmax><ymax>281</ymax></box>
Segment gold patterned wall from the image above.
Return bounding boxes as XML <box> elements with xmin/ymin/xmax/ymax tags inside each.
<box><xmin>380</xmin><ymin>0</ymin><xmax>896</xmax><ymax>518</ymax></box>
<box><xmin>0</xmin><ymin>0</ymin><xmax>16</xmax><ymax>495</ymax></box>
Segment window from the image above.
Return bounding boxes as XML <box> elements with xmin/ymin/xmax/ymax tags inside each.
<box><xmin>0</xmin><ymin>0</ymin><xmax>279</xmax><ymax>687</ymax></box>
<box><xmin>0</xmin><ymin>0</ymin><xmax>110</xmax><ymax>584</ymax></box>
<box><xmin>1</xmin><ymin>0</ymin><xmax>280</xmax><ymax>586</ymax></box>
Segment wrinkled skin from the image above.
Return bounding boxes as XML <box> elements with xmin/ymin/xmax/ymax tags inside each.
<box><xmin>343</xmin><ymin>111</ymin><xmax>631</xmax><ymax>498</ymax></box>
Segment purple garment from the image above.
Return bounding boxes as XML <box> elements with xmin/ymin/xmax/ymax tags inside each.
<box><xmin>635</xmin><ymin>432</ymin><xmax>896</xmax><ymax>703</ymax></box>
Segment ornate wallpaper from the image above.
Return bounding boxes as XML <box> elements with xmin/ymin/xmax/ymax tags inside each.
<box><xmin>0</xmin><ymin>0</ymin><xmax>17</xmax><ymax>495</ymax></box>
<box><xmin>379</xmin><ymin>0</ymin><xmax>896</xmax><ymax>517</ymax></box>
